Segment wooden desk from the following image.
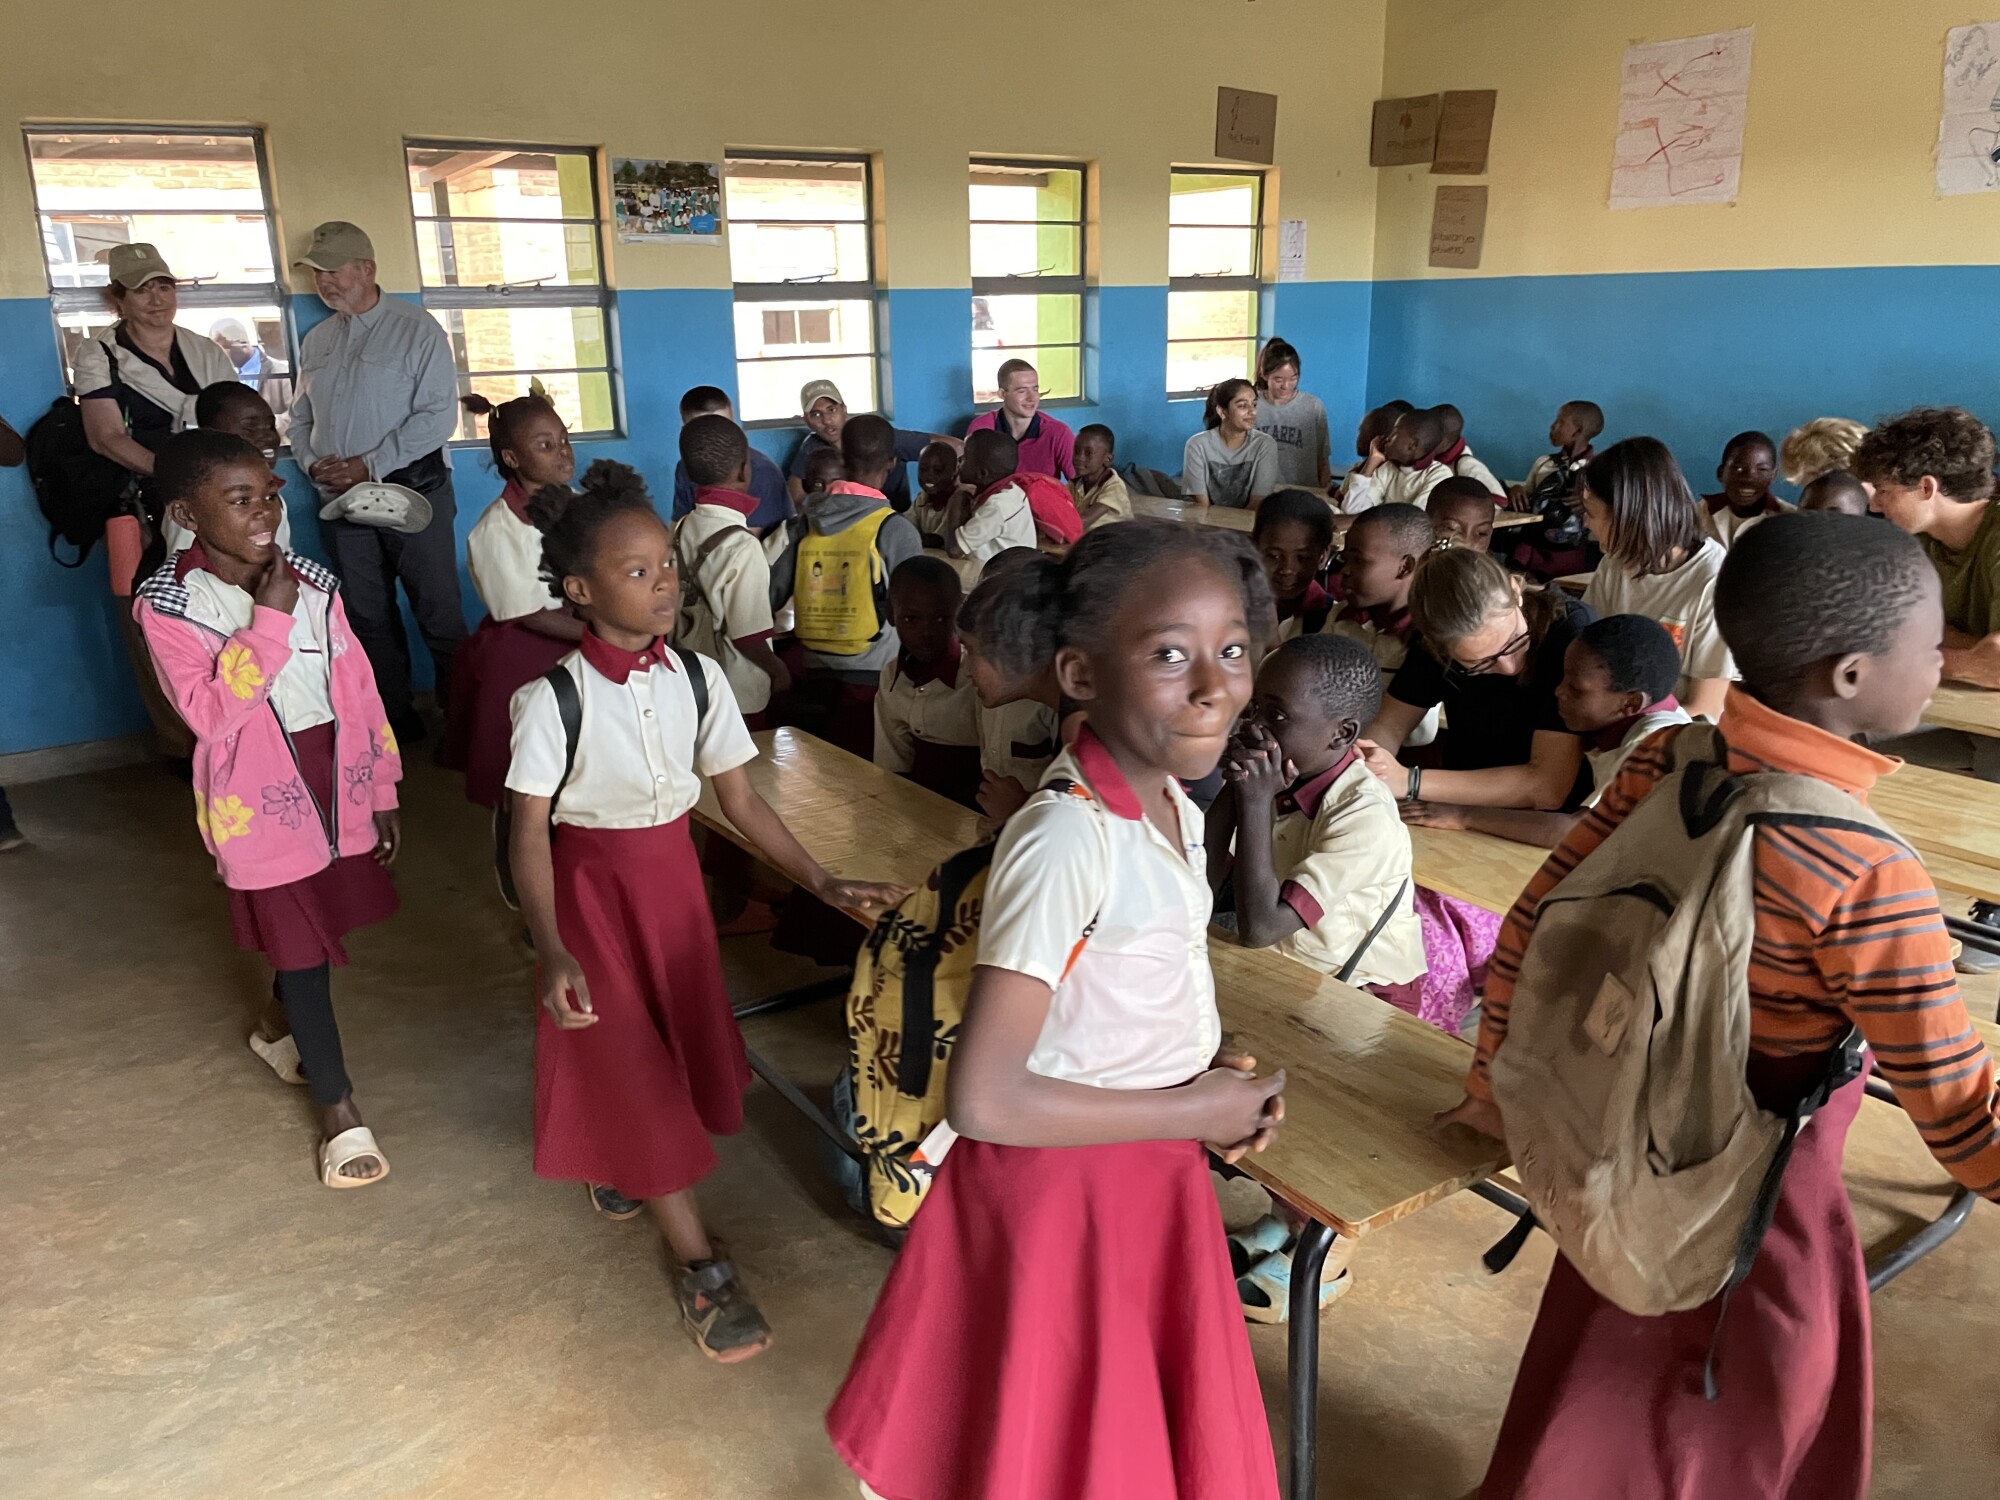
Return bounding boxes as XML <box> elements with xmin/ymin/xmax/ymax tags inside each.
<box><xmin>1195</xmin><ymin>503</ymin><xmax>1258</xmax><ymax>533</ymax></box>
<box><xmin>1871</xmin><ymin>764</ymin><xmax>2000</xmax><ymax>888</ymax></box>
<box><xmin>1923</xmin><ymin>684</ymin><xmax>2000</xmax><ymax>740</ymax></box>
<box><xmin>1406</xmin><ymin>824</ymin><xmax>1546</xmax><ymax>915</ymax></box>
<box><xmin>1555</xmin><ymin>571</ymin><xmax>1593</xmax><ymax>596</ymax></box>
<box><xmin>1492</xmin><ymin>510</ymin><xmax>1541</xmax><ymax>530</ymax></box>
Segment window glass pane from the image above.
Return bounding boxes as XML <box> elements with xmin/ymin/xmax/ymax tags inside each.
<box><xmin>724</xmin><ymin>160</ymin><xmax>869</xmax><ymax>222</ymax></box>
<box><xmin>731</xmin><ymin>298</ymin><xmax>876</xmax><ymax>361</ymax></box>
<box><xmin>458</xmin><ymin>370</ymin><xmax>615</xmax><ymax>444</ymax></box>
<box><xmin>1168</xmin><ymin>227</ymin><xmax>1259</xmax><ymax>280</ymax></box>
<box><xmin>1167</xmin><ymin>339</ymin><xmax>1256</xmax><ymax>395</ymax></box>
<box><xmin>973</xmin><ymin>293</ymin><xmax>1081</xmax><ymax>351</ymax></box>
<box><xmin>727</xmin><ymin>220</ymin><xmax>872</xmax><ymax>285</ymax></box>
<box><xmin>737</xmin><ymin>355</ymin><xmax>879</xmax><ymax>424</ymax></box>
<box><xmin>970</xmin><ymin>223</ymin><xmax>1081</xmax><ymax>280</ymax></box>
<box><xmin>55</xmin><ymin>302</ymin><xmax>294</xmax><ymax>415</ymax></box>
<box><xmin>414</xmin><ymin>219</ymin><xmax>601</xmax><ymax>289</ymax></box>
<box><xmin>430</xmin><ymin>303</ymin><xmax>609</xmax><ymax>388</ymax></box>
<box><xmin>1168</xmin><ymin>289</ymin><xmax>1258</xmax><ymax>342</ymax></box>
<box><xmin>407</xmin><ymin>147</ymin><xmax>595</xmax><ymax>222</ymax></box>
<box><xmin>968</xmin><ymin>165</ymin><xmax>1083</xmax><ymax>223</ymax></box>
<box><xmin>973</xmin><ymin>343</ymin><xmax>1081</xmax><ymax>406</ymax></box>
<box><xmin>1169</xmin><ymin>173</ymin><xmax>1261</xmax><ymax>225</ymax></box>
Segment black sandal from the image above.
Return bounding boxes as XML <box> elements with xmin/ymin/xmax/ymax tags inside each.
<box><xmin>676</xmin><ymin>1258</ymin><xmax>773</xmax><ymax>1364</ymax></box>
<box><xmin>588</xmin><ymin>1182</ymin><xmax>644</xmax><ymax>1220</ymax></box>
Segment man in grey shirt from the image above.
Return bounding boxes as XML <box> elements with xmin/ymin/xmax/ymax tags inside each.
<box><xmin>291</xmin><ymin>220</ymin><xmax>464</xmax><ymax>741</ymax></box>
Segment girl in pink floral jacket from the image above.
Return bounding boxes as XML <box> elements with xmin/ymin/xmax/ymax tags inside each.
<box><xmin>135</xmin><ymin>431</ymin><xmax>403</xmax><ymax>1190</ymax></box>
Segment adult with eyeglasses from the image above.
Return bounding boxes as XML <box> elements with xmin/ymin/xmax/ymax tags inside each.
<box><xmin>1356</xmin><ymin>546</ymin><xmax>1596</xmax><ymax>812</ymax></box>
<box><xmin>965</xmin><ymin>357</ymin><xmax>1075</xmax><ymax>480</ymax></box>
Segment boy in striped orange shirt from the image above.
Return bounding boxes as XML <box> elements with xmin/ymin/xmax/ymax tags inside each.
<box><xmin>1440</xmin><ymin>513</ymin><xmax>2000</xmax><ymax>1500</ymax></box>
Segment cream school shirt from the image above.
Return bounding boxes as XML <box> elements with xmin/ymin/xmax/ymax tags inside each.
<box><xmin>978</xmin><ymin>697</ymin><xmax>1061</xmax><ymax>791</ymax></box>
<box><xmin>1581</xmin><ymin>537</ymin><xmax>1735</xmax><ymax>698</ymax></box>
<box><xmin>1584</xmin><ymin>704</ymin><xmax>1692</xmax><ymax>806</ymax></box>
<box><xmin>873</xmin><ymin>654</ymin><xmax>981</xmax><ymax>774</ymax></box>
<box><xmin>957</xmin><ymin>481</ymin><xmax>1037</xmax><ymax>565</ymax></box>
<box><xmin>977</xmin><ymin>729</ymin><xmax>1221</xmax><ymax>1090</ymax></box>
<box><xmin>1339</xmin><ymin>459</ymin><xmax>1451</xmax><ymax>513</ymax></box>
<box><xmin>677</xmin><ymin>499</ymin><xmax>779</xmax><ymax>715</ymax></box>
<box><xmin>1267</xmin><ymin>756</ymin><xmax>1427</xmax><ymax>988</ymax></box>
<box><xmin>1453</xmin><ymin>448</ymin><xmax>1505</xmax><ymax>496</ymax></box>
<box><xmin>506</xmin><ymin>642</ymin><xmax>756</xmax><ymax>827</ymax></box>
<box><xmin>466</xmin><ymin>493</ymin><xmax>552</xmax><ymax>623</ymax></box>
<box><xmin>182</xmin><ymin>564</ymin><xmax>334</xmax><ymax>729</ymax></box>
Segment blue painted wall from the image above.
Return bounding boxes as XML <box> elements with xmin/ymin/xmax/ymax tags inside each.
<box><xmin>2</xmin><ymin>278</ymin><xmax>1371</xmax><ymax>755</ymax></box>
<box><xmin>1366</xmin><ymin>266</ymin><xmax>2000</xmax><ymax>494</ymax></box>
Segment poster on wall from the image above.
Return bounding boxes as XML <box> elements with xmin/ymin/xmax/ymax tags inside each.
<box><xmin>1937</xmin><ymin>23</ymin><xmax>2000</xmax><ymax>196</ymax></box>
<box><xmin>1278</xmin><ymin>219</ymin><xmax>1308</xmax><ymax>282</ymax></box>
<box><xmin>1216</xmin><ymin>87</ymin><xmax>1279</xmax><ymax>165</ymax></box>
<box><xmin>1371</xmin><ymin>95</ymin><xmax>1442</xmax><ymax>167</ymax></box>
<box><xmin>612</xmin><ymin>158</ymin><xmax>722</xmax><ymax>243</ymax></box>
<box><xmin>1610</xmin><ymin>28</ymin><xmax>1755</xmax><ymax>209</ymax></box>
<box><xmin>1431</xmin><ymin>90</ymin><xmax>1498</xmax><ymax>175</ymax></box>
<box><xmin>1428</xmin><ymin>186</ymin><xmax>1488</xmax><ymax>269</ymax></box>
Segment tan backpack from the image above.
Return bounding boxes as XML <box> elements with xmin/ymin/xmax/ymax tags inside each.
<box><xmin>1490</xmin><ymin>723</ymin><xmax>1872</xmax><ymax>1333</ymax></box>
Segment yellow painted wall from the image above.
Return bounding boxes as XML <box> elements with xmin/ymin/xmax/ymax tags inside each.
<box><xmin>0</xmin><ymin>0</ymin><xmax>1386</xmax><ymax>301</ymax></box>
<box><xmin>1374</xmin><ymin>0</ymin><xmax>2000</xmax><ymax>279</ymax></box>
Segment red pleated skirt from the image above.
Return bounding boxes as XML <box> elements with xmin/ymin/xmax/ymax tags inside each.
<box><xmin>1481</xmin><ymin>1067</ymin><xmax>1870</xmax><ymax>1500</ymax></box>
<box><xmin>533</xmin><ymin>816</ymin><xmax>751</xmax><ymax>1200</ymax></box>
<box><xmin>227</xmin><ymin>722</ymin><xmax>398</xmax><ymax>971</ymax></box>
<box><xmin>441</xmin><ymin>615</ymin><xmax>574</xmax><ymax>808</ymax></box>
<box><xmin>828</xmin><ymin>1136</ymin><xmax>1281</xmax><ymax>1500</ymax></box>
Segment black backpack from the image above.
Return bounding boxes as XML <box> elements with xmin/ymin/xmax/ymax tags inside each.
<box><xmin>25</xmin><ymin>394</ymin><xmax>140</xmax><ymax>567</ymax></box>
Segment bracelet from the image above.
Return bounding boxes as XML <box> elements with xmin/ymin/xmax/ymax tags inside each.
<box><xmin>1406</xmin><ymin>765</ymin><xmax>1423</xmax><ymax>803</ymax></box>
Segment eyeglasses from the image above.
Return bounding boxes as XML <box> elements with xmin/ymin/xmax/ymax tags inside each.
<box><xmin>1445</xmin><ymin>627</ymin><xmax>1533</xmax><ymax>679</ymax></box>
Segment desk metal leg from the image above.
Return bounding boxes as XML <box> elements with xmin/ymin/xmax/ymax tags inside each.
<box><xmin>1867</xmin><ymin>1188</ymin><xmax>1978</xmax><ymax>1292</ymax></box>
<box><xmin>742</xmin><ymin>1044</ymin><xmax>862</xmax><ymax>1162</ymax></box>
<box><xmin>732</xmin><ymin>971</ymin><xmax>853</xmax><ymax>1021</ymax></box>
<box><xmin>1287</xmin><ymin>1219</ymin><xmax>1335</xmax><ymax>1500</ymax></box>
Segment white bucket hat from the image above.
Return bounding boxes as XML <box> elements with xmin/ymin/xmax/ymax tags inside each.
<box><xmin>319</xmin><ymin>481</ymin><xmax>433</xmax><ymax>535</ymax></box>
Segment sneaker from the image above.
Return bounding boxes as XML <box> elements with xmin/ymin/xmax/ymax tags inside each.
<box><xmin>676</xmin><ymin>1259</ymin><xmax>773</xmax><ymax>1364</ymax></box>
<box><xmin>587</xmin><ymin>1182</ymin><xmax>644</xmax><ymax>1220</ymax></box>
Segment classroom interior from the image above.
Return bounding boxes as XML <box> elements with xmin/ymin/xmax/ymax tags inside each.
<box><xmin>4</xmin><ymin>2</ymin><xmax>2000</xmax><ymax>1497</ymax></box>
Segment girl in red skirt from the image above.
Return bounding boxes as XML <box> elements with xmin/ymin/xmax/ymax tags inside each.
<box><xmin>1439</xmin><ymin>515</ymin><xmax>2000</xmax><ymax>1499</ymax></box>
<box><xmin>504</xmin><ymin>461</ymin><xmax>905</xmax><ymax>1364</ymax></box>
<box><xmin>829</xmin><ymin>520</ymin><xmax>1291</xmax><ymax>1500</ymax></box>
<box><xmin>441</xmin><ymin>391</ymin><xmax>583</xmax><ymax>809</ymax></box>
<box><xmin>134</xmin><ymin>431</ymin><xmax>402</xmax><ymax>1189</ymax></box>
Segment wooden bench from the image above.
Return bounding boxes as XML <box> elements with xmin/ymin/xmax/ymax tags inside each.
<box><xmin>1921</xmin><ymin>684</ymin><xmax>2000</xmax><ymax>740</ymax></box>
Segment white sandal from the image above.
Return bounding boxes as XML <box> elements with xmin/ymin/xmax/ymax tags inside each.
<box><xmin>319</xmin><ymin>1125</ymin><xmax>390</xmax><ymax>1189</ymax></box>
<box><xmin>248</xmin><ymin>1032</ymin><xmax>306</xmax><ymax>1086</ymax></box>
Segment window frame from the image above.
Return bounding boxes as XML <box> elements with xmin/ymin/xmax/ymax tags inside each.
<box><xmin>1165</xmin><ymin>166</ymin><xmax>1266</xmax><ymax>400</ymax></box>
<box><xmin>22</xmin><ymin>123</ymin><xmax>293</xmax><ymax>379</ymax></box>
<box><xmin>968</xmin><ymin>156</ymin><xmax>1088</xmax><ymax>408</ymax></box>
<box><xmin>723</xmin><ymin>150</ymin><xmax>882</xmax><ymax>430</ymax></box>
<box><xmin>404</xmin><ymin>136</ymin><xmax>621</xmax><ymax>443</ymax></box>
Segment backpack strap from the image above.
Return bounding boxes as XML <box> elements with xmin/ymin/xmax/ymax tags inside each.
<box><xmin>671</xmin><ymin>646</ymin><xmax>709</xmax><ymax>730</ymax></box>
<box><xmin>894</xmin><ymin>842</ymin><xmax>1000</xmax><ymax>1098</ymax></box>
<box><xmin>546</xmin><ymin>664</ymin><xmax>584</xmax><ymax>815</ymax></box>
<box><xmin>1333</xmin><ymin>877</ymin><xmax>1410</xmax><ymax>985</ymax></box>
<box><xmin>678</xmin><ymin>520</ymin><xmax>752</xmax><ymax>614</ymax></box>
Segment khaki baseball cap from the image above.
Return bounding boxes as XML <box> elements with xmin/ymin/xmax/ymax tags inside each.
<box><xmin>295</xmin><ymin>221</ymin><xmax>375</xmax><ymax>271</ymax></box>
<box><xmin>799</xmin><ymin>379</ymin><xmax>845</xmax><ymax>415</ymax></box>
<box><xmin>102</xmin><ymin>243</ymin><xmax>177</xmax><ymax>290</ymax></box>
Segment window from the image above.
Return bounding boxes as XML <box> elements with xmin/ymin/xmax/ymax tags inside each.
<box><xmin>969</xmin><ymin>160</ymin><xmax>1085</xmax><ymax>405</ymax></box>
<box><xmin>1167</xmin><ymin>169</ymin><xmax>1264</xmax><ymax>397</ymax></box>
<box><xmin>24</xmin><ymin>127</ymin><xmax>292</xmax><ymax>407</ymax></box>
<box><xmin>724</xmin><ymin>154</ymin><xmax>879</xmax><ymax>424</ymax></box>
<box><xmin>405</xmin><ymin>141</ymin><xmax>616</xmax><ymax>442</ymax></box>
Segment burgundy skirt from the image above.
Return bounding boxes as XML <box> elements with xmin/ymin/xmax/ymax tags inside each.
<box><xmin>228</xmin><ymin>722</ymin><xmax>398</xmax><ymax>971</ymax></box>
<box><xmin>441</xmin><ymin>615</ymin><xmax>574</xmax><ymax>808</ymax></box>
<box><xmin>828</xmin><ymin>1136</ymin><xmax>1280</xmax><ymax>1500</ymax></box>
<box><xmin>534</xmin><ymin>816</ymin><xmax>751</xmax><ymax>1199</ymax></box>
<box><xmin>1481</xmin><ymin>1065</ymin><xmax>1870</xmax><ymax>1500</ymax></box>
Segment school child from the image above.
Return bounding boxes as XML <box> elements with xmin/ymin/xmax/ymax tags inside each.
<box><xmin>1428</xmin><ymin>476</ymin><xmax>1498</xmax><ymax>551</ymax></box>
<box><xmin>442</xmin><ymin>393</ymin><xmax>583</xmax><ymax>809</ymax></box>
<box><xmin>1445</xmin><ymin>513</ymin><xmax>2000</xmax><ymax>1500</ymax></box>
<box><xmin>874</xmin><ymin>556</ymin><xmax>983</xmax><ymax>809</ymax></box>
<box><xmin>1335</xmin><ymin>399</ymin><xmax>1414</xmax><ymax>511</ymax></box>
<box><xmin>1252</xmin><ymin>488</ymin><xmax>1335</xmax><ymax>642</ymax></box>
<box><xmin>956</xmin><ymin>558</ymin><xmax>1062</xmax><ymax>824</ymax></box>
<box><xmin>791</xmin><ymin>415</ymin><xmax>927</xmax><ymax>758</ymax></box>
<box><xmin>800</xmin><ymin>444</ymin><xmax>846</xmax><ymax>499</ymax></box>
<box><xmin>674</xmin><ymin>414</ymin><xmax>788</xmax><ymax>726</ymax></box>
<box><xmin>1205</xmin><ymin>632</ymin><xmax>1426</xmax><ymax>1319</ymax></box>
<box><xmin>1252</xmin><ymin>336</ymin><xmax>1333</xmax><ymax>491</ymax></box>
<box><xmin>1070</xmin><ymin>422</ymin><xmax>1132</xmax><ymax>529</ymax></box>
<box><xmin>1513</xmin><ymin>399</ymin><xmax>1602</xmax><ymax>510</ymax></box>
<box><xmin>1798</xmin><ymin>469</ymin><xmax>1871</xmax><ymax>515</ymax></box>
<box><xmin>1578</xmin><ymin>437</ymin><xmax>1733</xmax><ymax>721</ymax></box>
<box><xmin>1507</xmin><ymin>401</ymin><xmax>1604</xmax><ymax>580</ymax></box>
<box><xmin>669</xmin><ymin>385</ymin><xmax>793</xmax><ymax>531</ymax></box>
<box><xmin>1182</xmin><ymin>377</ymin><xmax>1281</xmax><ymax>510</ymax></box>
<box><xmin>940</xmin><ymin>428</ymin><xmax>1038</xmax><ymax>570</ymax></box>
<box><xmin>134</xmin><ymin>431</ymin><xmax>401</xmax><ymax>1189</ymax></box>
<box><xmin>159</xmin><ymin>381</ymin><xmax>290</xmax><ymax>556</ymax></box>
<box><xmin>1329</xmin><ymin>504</ymin><xmax>1438</xmax><ymax>747</ymax></box>
<box><xmin>1701</xmin><ymin>429</ymin><xmax>1790</xmax><ymax>546</ymax></box>
<box><xmin>1780</xmin><ymin>415</ymin><xmax>1867</xmax><ymax>487</ymax></box>
<box><xmin>505</xmin><ymin>460</ymin><xmax>904</xmax><ymax>1362</ymax></box>
<box><xmin>1430</xmin><ymin>403</ymin><xmax>1504</xmax><ymax>495</ymax></box>
<box><xmin>829</xmin><ymin>519</ymin><xmax>1287</xmax><ymax>1500</ymax></box>
<box><xmin>1404</xmin><ymin>613</ymin><xmax>1690</xmax><ymax>848</ymax></box>
<box><xmin>909</xmin><ymin>439</ymin><xmax>959</xmax><ymax>538</ymax></box>
<box><xmin>1340</xmin><ymin>405</ymin><xmax>1452</xmax><ymax>512</ymax></box>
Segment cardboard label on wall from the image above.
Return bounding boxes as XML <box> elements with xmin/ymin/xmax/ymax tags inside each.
<box><xmin>1428</xmin><ymin>185</ymin><xmax>1488</xmax><ymax>269</ymax></box>
<box><xmin>1431</xmin><ymin>90</ymin><xmax>1497</xmax><ymax>175</ymax></box>
<box><xmin>1216</xmin><ymin>88</ymin><xmax>1279</xmax><ymax>164</ymax></box>
<box><xmin>1371</xmin><ymin>94</ymin><xmax>1441</xmax><ymax>166</ymax></box>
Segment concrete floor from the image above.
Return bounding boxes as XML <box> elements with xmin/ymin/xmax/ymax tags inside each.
<box><xmin>2</xmin><ymin>757</ymin><xmax>1996</xmax><ymax>1499</ymax></box>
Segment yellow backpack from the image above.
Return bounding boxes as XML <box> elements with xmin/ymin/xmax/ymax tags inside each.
<box><xmin>792</xmin><ymin>507</ymin><xmax>893</xmax><ymax>656</ymax></box>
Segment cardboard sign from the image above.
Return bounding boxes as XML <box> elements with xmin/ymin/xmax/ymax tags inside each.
<box><xmin>1216</xmin><ymin>88</ymin><xmax>1279</xmax><ymax>165</ymax></box>
<box><xmin>1371</xmin><ymin>94</ymin><xmax>1441</xmax><ymax>166</ymax></box>
<box><xmin>1432</xmin><ymin>89</ymin><xmax>1497</xmax><ymax>175</ymax></box>
<box><xmin>1429</xmin><ymin>185</ymin><xmax>1488</xmax><ymax>269</ymax></box>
